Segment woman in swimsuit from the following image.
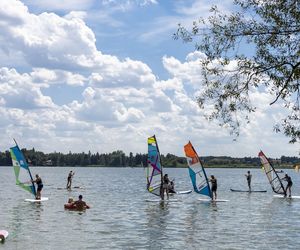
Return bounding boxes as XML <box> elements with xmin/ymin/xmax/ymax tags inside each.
<box><xmin>161</xmin><ymin>174</ymin><xmax>170</xmax><ymax>200</ymax></box>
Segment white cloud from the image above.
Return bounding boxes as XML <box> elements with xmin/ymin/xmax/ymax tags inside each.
<box><xmin>23</xmin><ymin>0</ymin><xmax>94</xmax><ymax>11</ymax></box>
<box><xmin>0</xmin><ymin>67</ymin><xmax>55</xmax><ymax>109</ymax></box>
<box><xmin>0</xmin><ymin>0</ymin><xmax>297</xmax><ymax>158</ymax></box>
<box><xmin>162</xmin><ymin>54</ymin><xmax>205</xmax><ymax>90</ymax></box>
<box><xmin>0</xmin><ymin>1</ymin><xmax>98</xmax><ymax>70</ymax></box>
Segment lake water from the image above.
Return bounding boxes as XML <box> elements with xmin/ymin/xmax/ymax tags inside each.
<box><xmin>0</xmin><ymin>167</ymin><xmax>300</xmax><ymax>250</ymax></box>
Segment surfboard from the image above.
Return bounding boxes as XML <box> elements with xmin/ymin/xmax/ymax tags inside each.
<box><xmin>25</xmin><ymin>197</ymin><xmax>49</xmax><ymax>202</ymax></box>
<box><xmin>145</xmin><ymin>199</ymin><xmax>179</xmax><ymax>202</ymax></box>
<box><xmin>0</xmin><ymin>230</ymin><xmax>8</xmax><ymax>242</ymax></box>
<box><xmin>273</xmin><ymin>195</ymin><xmax>300</xmax><ymax>199</ymax></box>
<box><xmin>230</xmin><ymin>189</ymin><xmax>267</xmax><ymax>193</ymax></box>
<box><xmin>198</xmin><ymin>198</ymin><xmax>229</xmax><ymax>202</ymax></box>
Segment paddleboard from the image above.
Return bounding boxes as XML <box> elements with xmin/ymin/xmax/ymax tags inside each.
<box><xmin>145</xmin><ymin>199</ymin><xmax>179</xmax><ymax>202</ymax></box>
<box><xmin>198</xmin><ymin>198</ymin><xmax>229</xmax><ymax>203</ymax></box>
<box><xmin>57</xmin><ymin>186</ymin><xmax>83</xmax><ymax>190</ymax></box>
<box><xmin>25</xmin><ymin>197</ymin><xmax>49</xmax><ymax>202</ymax></box>
<box><xmin>273</xmin><ymin>195</ymin><xmax>300</xmax><ymax>199</ymax></box>
<box><xmin>0</xmin><ymin>230</ymin><xmax>8</xmax><ymax>242</ymax></box>
<box><xmin>176</xmin><ymin>190</ymin><xmax>192</xmax><ymax>194</ymax></box>
<box><xmin>230</xmin><ymin>189</ymin><xmax>267</xmax><ymax>193</ymax></box>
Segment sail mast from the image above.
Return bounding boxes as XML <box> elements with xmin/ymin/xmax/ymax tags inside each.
<box><xmin>153</xmin><ymin>135</ymin><xmax>163</xmax><ymax>184</ymax></box>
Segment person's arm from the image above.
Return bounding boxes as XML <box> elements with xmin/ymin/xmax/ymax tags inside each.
<box><xmin>23</xmin><ymin>180</ymin><xmax>35</xmax><ymax>184</ymax></box>
<box><xmin>83</xmin><ymin>201</ymin><xmax>90</xmax><ymax>209</ymax></box>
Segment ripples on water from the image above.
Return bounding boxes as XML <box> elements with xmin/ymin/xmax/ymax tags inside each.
<box><xmin>0</xmin><ymin>167</ymin><xmax>300</xmax><ymax>250</ymax></box>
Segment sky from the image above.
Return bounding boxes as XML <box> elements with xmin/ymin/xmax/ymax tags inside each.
<box><xmin>0</xmin><ymin>0</ymin><xmax>298</xmax><ymax>158</ymax></box>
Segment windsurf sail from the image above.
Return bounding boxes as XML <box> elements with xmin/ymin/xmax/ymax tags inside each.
<box><xmin>10</xmin><ymin>140</ymin><xmax>36</xmax><ymax>197</ymax></box>
<box><xmin>184</xmin><ymin>141</ymin><xmax>212</xmax><ymax>199</ymax></box>
<box><xmin>258</xmin><ymin>150</ymin><xmax>286</xmax><ymax>195</ymax></box>
<box><xmin>146</xmin><ymin>135</ymin><xmax>163</xmax><ymax>197</ymax></box>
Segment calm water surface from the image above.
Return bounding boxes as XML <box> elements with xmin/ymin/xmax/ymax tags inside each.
<box><xmin>0</xmin><ymin>167</ymin><xmax>300</xmax><ymax>250</ymax></box>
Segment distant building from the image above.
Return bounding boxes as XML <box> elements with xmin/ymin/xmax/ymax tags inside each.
<box><xmin>44</xmin><ymin>159</ymin><xmax>53</xmax><ymax>166</ymax></box>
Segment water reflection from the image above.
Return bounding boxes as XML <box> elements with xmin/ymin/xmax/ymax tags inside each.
<box><xmin>1</xmin><ymin>167</ymin><xmax>300</xmax><ymax>249</ymax></box>
<box><xmin>145</xmin><ymin>202</ymin><xmax>170</xmax><ymax>249</ymax></box>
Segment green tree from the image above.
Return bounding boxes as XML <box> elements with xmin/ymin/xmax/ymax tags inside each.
<box><xmin>174</xmin><ymin>0</ymin><xmax>299</xmax><ymax>143</ymax></box>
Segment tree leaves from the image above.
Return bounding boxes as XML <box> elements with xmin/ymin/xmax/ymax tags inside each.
<box><xmin>174</xmin><ymin>0</ymin><xmax>300</xmax><ymax>144</ymax></box>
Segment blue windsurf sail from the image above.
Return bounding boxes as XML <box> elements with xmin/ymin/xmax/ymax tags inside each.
<box><xmin>10</xmin><ymin>140</ymin><xmax>36</xmax><ymax>197</ymax></box>
<box><xmin>184</xmin><ymin>141</ymin><xmax>212</xmax><ymax>198</ymax></box>
<box><xmin>146</xmin><ymin>135</ymin><xmax>163</xmax><ymax>197</ymax></box>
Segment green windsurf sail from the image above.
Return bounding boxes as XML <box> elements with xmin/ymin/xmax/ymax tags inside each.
<box><xmin>10</xmin><ymin>140</ymin><xmax>36</xmax><ymax>197</ymax></box>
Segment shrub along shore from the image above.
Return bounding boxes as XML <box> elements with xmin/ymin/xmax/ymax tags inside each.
<box><xmin>1</xmin><ymin>148</ymin><xmax>299</xmax><ymax>168</ymax></box>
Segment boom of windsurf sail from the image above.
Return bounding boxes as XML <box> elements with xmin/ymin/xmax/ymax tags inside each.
<box><xmin>10</xmin><ymin>140</ymin><xmax>36</xmax><ymax>197</ymax></box>
<box><xmin>258</xmin><ymin>150</ymin><xmax>286</xmax><ymax>195</ymax></box>
<box><xmin>184</xmin><ymin>141</ymin><xmax>212</xmax><ymax>199</ymax></box>
<box><xmin>147</xmin><ymin>135</ymin><xmax>163</xmax><ymax>197</ymax></box>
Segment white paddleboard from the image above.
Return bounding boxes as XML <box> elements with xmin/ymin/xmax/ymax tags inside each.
<box><xmin>273</xmin><ymin>195</ymin><xmax>300</xmax><ymax>199</ymax></box>
<box><xmin>230</xmin><ymin>189</ymin><xmax>267</xmax><ymax>193</ymax></box>
<box><xmin>57</xmin><ymin>187</ymin><xmax>83</xmax><ymax>190</ymax></box>
<box><xmin>25</xmin><ymin>197</ymin><xmax>49</xmax><ymax>202</ymax></box>
<box><xmin>198</xmin><ymin>198</ymin><xmax>229</xmax><ymax>203</ymax></box>
<box><xmin>0</xmin><ymin>230</ymin><xmax>8</xmax><ymax>242</ymax></box>
<box><xmin>176</xmin><ymin>190</ymin><xmax>192</xmax><ymax>194</ymax></box>
<box><xmin>145</xmin><ymin>199</ymin><xmax>179</xmax><ymax>202</ymax></box>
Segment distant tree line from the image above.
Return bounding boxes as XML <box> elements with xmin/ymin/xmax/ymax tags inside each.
<box><xmin>0</xmin><ymin>148</ymin><xmax>299</xmax><ymax>168</ymax></box>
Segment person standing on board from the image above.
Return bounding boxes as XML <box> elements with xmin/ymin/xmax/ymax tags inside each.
<box><xmin>66</xmin><ymin>170</ymin><xmax>75</xmax><ymax>189</ymax></box>
<box><xmin>283</xmin><ymin>174</ymin><xmax>293</xmax><ymax>197</ymax></box>
<box><xmin>245</xmin><ymin>171</ymin><xmax>252</xmax><ymax>191</ymax></box>
<box><xmin>32</xmin><ymin>174</ymin><xmax>43</xmax><ymax>200</ymax></box>
<box><xmin>210</xmin><ymin>175</ymin><xmax>217</xmax><ymax>200</ymax></box>
<box><xmin>161</xmin><ymin>174</ymin><xmax>170</xmax><ymax>200</ymax></box>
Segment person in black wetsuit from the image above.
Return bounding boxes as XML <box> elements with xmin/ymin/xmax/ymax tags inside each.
<box><xmin>33</xmin><ymin>174</ymin><xmax>43</xmax><ymax>199</ymax></box>
<box><xmin>161</xmin><ymin>174</ymin><xmax>170</xmax><ymax>200</ymax></box>
<box><xmin>66</xmin><ymin>170</ymin><xmax>75</xmax><ymax>189</ymax></box>
<box><xmin>283</xmin><ymin>174</ymin><xmax>293</xmax><ymax>197</ymax></box>
<box><xmin>210</xmin><ymin>175</ymin><xmax>217</xmax><ymax>200</ymax></box>
<box><xmin>245</xmin><ymin>171</ymin><xmax>252</xmax><ymax>191</ymax></box>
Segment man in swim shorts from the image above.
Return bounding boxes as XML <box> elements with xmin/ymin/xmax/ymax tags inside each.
<box><xmin>210</xmin><ymin>175</ymin><xmax>217</xmax><ymax>200</ymax></box>
<box><xmin>33</xmin><ymin>174</ymin><xmax>43</xmax><ymax>200</ymax></box>
<box><xmin>245</xmin><ymin>171</ymin><xmax>252</xmax><ymax>191</ymax></box>
<box><xmin>283</xmin><ymin>174</ymin><xmax>293</xmax><ymax>197</ymax></box>
<box><xmin>66</xmin><ymin>170</ymin><xmax>75</xmax><ymax>189</ymax></box>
